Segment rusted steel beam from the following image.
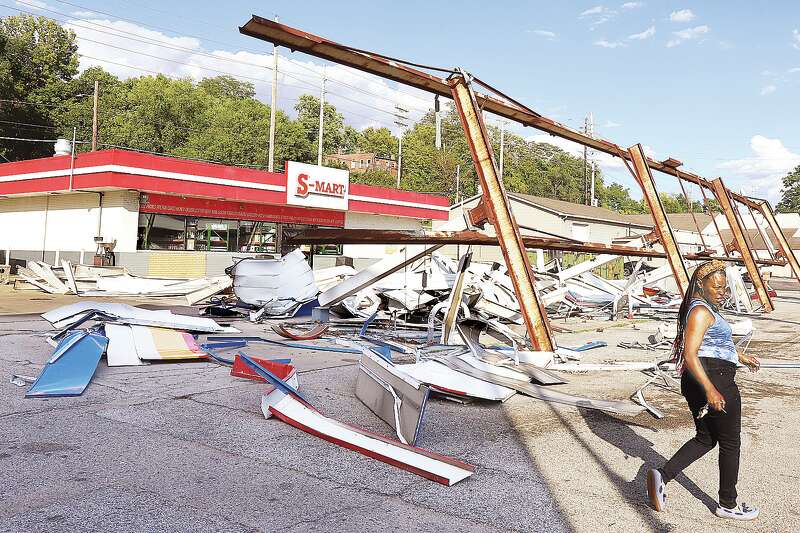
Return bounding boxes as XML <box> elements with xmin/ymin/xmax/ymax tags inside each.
<box><xmin>449</xmin><ymin>73</ymin><xmax>553</xmax><ymax>351</ymax></box>
<box><xmin>756</xmin><ymin>201</ymin><xmax>800</xmax><ymax>286</ymax></box>
<box><xmin>239</xmin><ymin>17</ymin><xmax>763</xmax><ymax>210</ymax></box>
<box><xmin>467</xmin><ymin>199</ymin><xmax>490</xmax><ymax>228</ymax></box>
<box><xmin>281</xmin><ymin>228</ymin><xmax>786</xmax><ymax>266</ymax></box>
<box><xmin>710</xmin><ymin>178</ymin><xmax>774</xmax><ymax>312</ymax></box>
<box><xmin>627</xmin><ymin>144</ymin><xmax>690</xmax><ymax>295</ymax></box>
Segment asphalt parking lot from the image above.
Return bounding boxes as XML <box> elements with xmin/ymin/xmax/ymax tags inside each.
<box><xmin>2</xmin><ymin>288</ymin><xmax>799</xmax><ymax>532</ymax></box>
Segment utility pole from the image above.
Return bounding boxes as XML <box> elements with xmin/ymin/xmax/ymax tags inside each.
<box><xmin>268</xmin><ymin>33</ymin><xmax>279</xmax><ymax>172</ymax></box>
<box><xmin>394</xmin><ymin>105</ymin><xmax>409</xmax><ymax>188</ymax></box>
<box><xmin>396</xmin><ymin>134</ymin><xmax>403</xmax><ymax>187</ymax></box>
<box><xmin>583</xmin><ymin>112</ymin><xmax>594</xmax><ymax>205</ymax></box>
<box><xmin>317</xmin><ymin>68</ymin><xmax>325</xmax><ymax>166</ymax></box>
<box><xmin>588</xmin><ymin>112</ymin><xmax>595</xmax><ymax>206</ymax></box>
<box><xmin>91</xmin><ymin>80</ymin><xmax>99</xmax><ymax>151</ymax></box>
<box><xmin>499</xmin><ymin>121</ymin><xmax>506</xmax><ymax>178</ymax></box>
<box><xmin>583</xmin><ymin>115</ymin><xmax>589</xmax><ymax>205</ymax></box>
<box><xmin>434</xmin><ymin>95</ymin><xmax>442</xmax><ymax>150</ymax></box>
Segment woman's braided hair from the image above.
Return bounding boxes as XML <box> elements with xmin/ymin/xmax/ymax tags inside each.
<box><xmin>671</xmin><ymin>260</ymin><xmax>727</xmax><ymax>372</ymax></box>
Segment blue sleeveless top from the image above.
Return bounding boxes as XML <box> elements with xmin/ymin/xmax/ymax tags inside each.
<box><xmin>686</xmin><ymin>299</ymin><xmax>737</xmax><ymax>364</ymax></box>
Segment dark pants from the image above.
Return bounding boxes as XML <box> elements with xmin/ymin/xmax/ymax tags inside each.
<box><xmin>661</xmin><ymin>358</ymin><xmax>742</xmax><ymax>508</ymax></box>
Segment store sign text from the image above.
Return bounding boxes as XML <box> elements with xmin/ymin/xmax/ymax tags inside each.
<box><xmin>286</xmin><ymin>161</ymin><xmax>349</xmax><ymax>211</ymax></box>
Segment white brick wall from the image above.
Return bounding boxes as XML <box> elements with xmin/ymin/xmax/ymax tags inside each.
<box><xmin>0</xmin><ymin>191</ymin><xmax>140</xmax><ymax>254</ymax></box>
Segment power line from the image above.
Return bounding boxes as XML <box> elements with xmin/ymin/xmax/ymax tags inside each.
<box><xmin>97</xmin><ymin>142</ymin><xmax>270</xmax><ymax>169</ymax></box>
<box><xmin>10</xmin><ymin>0</ymin><xmax>436</xmax><ymax>113</ymax></box>
<box><xmin>0</xmin><ymin>119</ymin><xmax>59</xmax><ymax>130</ymax></box>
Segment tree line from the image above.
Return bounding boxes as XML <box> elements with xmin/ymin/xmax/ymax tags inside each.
<box><xmin>3</xmin><ymin>13</ymin><xmax>774</xmax><ymax>215</ymax></box>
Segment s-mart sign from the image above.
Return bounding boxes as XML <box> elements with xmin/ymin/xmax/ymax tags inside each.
<box><xmin>286</xmin><ymin>161</ymin><xmax>349</xmax><ymax>211</ymax></box>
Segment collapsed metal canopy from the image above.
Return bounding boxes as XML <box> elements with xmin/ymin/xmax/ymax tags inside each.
<box><xmin>240</xmin><ymin>17</ymin><xmax>799</xmax><ymax>284</ymax></box>
<box><xmin>238</xmin><ymin>16</ymin><xmax>760</xmax><ymax>210</ymax></box>
<box><xmin>242</xmin><ymin>15</ymin><xmax>795</xmax><ymax>336</ymax></box>
<box><xmin>282</xmin><ymin>228</ymin><xmax>786</xmax><ymax>266</ymax></box>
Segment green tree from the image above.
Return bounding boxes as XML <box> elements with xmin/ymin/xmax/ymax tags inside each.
<box><xmin>358</xmin><ymin>127</ymin><xmax>398</xmax><ymax>158</ymax></box>
<box><xmin>197</xmin><ymin>76</ymin><xmax>255</xmax><ymax>100</ymax></box>
<box><xmin>294</xmin><ymin>94</ymin><xmax>344</xmax><ymax>159</ymax></box>
<box><xmin>777</xmin><ymin>165</ymin><xmax>800</xmax><ymax>213</ymax></box>
<box><xmin>0</xmin><ymin>14</ymin><xmax>78</xmax><ymax>160</ymax></box>
<box><xmin>599</xmin><ymin>183</ymin><xmax>647</xmax><ymax>214</ymax></box>
<box><xmin>99</xmin><ymin>75</ymin><xmax>203</xmax><ymax>154</ymax></box>
<box><xmin>54</xmin><ymin>67</ymin><xmax>121</xmax><ymax>149</ymax></box>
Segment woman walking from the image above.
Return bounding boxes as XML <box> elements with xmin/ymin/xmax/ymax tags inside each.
<box><xmin>647</xmin><ymin>260</ymin><xmax>761</xmax><ymax>520</ymax></box>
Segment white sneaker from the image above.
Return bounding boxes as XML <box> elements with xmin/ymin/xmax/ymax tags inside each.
<box><xmin>715</xmin><ymin>502</ymin><xmax>760</xmax><ymax>521</ymax></box>
<box><xmin>647</xmin><ymin>469</ymin><xmax>666</xmax><ymax>511</ymax></box>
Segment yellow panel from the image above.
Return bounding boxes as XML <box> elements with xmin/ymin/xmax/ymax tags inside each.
<box><xmin>148</xmin><ymin>327</ymin><xmax>206</xmax><ymax>360</ymax></box>
<box><xmin>147</xmin><ymin>252</ymin><xmax>206</xmax><ymax>278</ymax></box>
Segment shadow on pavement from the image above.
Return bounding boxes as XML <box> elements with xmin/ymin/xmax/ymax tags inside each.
<box><xmin>579</xmin><ymin>408</ymin><xmax>717</xmax><ymax>514</ymax></box>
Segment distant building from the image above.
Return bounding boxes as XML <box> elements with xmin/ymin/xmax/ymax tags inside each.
<box><xmin>325</xmin><ymin>152</ymin><xmax>398</xmax><ymax>177</ymax></box>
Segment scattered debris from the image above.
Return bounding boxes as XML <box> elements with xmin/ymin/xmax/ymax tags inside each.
<box><xmin>15</xmin><ymin>260</ymin><xmax>232</xmax><ymax>303</ymax></box>
<box><xmin>26</xmin><ymin>330</ymin><xmax>107</xmax><ymax>398</ymax></box>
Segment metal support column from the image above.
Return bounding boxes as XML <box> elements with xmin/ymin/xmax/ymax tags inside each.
<box><xmin>448</xmin><ymin>72</ymin><xmax>553</xmax><ymax>351</ymax></box>
<box><xmin>710</xmin><ymin>178</ymin><xmax>774</xmax><ymax>312</ymax></box>
<box><xmin>627</xmin><ymin>144</ymin><xmax>690</xmax><ymax>295</ymax></box>
<box><xmin>757</xmin><ymin>201</ymin><xmax>800</xmax><ymax>286</ymax></box>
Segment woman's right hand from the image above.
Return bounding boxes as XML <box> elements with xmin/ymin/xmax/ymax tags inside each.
<box><xmin>705</xmin><ymin>386</ymin><xmax>726</xmax><ymax>412</ymax></box>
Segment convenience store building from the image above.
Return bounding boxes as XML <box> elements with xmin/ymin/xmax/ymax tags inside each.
<box><xmin>0</xmin><ymin>149</ymin><xmax>449</xmax><ymax>277</ymax></box>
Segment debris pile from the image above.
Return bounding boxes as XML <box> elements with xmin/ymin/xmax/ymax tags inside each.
<box><xmin>15</xmin><ymin>260</ymin><xmax>232</xmax><ymax>304</ymax></box>
<box><xmin>15</xmin><ymin>247</ymin><xmax>792</xmax><ymax>487</ymax></box>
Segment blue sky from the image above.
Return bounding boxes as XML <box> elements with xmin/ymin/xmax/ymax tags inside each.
<box><xmin>4</xmin><ymin>0</ymin><xmax>800</xmax><ymax>202</ymax></box>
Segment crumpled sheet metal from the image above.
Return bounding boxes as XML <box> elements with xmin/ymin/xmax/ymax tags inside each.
<box><xmin>438</xmin><ymin>354</ymin><xmax>645</xmax><ymax>417</ymax></box>
<box><xmin>42</xmin><ymin>302</ymin><xmax>227</xmax><ymax>333</ymax></box>
<box><xmin>249</xmin><ymin>354</ymin><xmax>475</xmax><ymax>486</ymax></box>
<box><xmin>229</xmin><ymin>249</ymin><xmax>318</xmax><ymax>312</ymax></box>
<box><xmin>231</xmin><ymin>353</ymin><xmax>298</xmax><ymax>389</ymax></box>
<box><xmin>26</xmin><ymin>330</ymin><xmax>107</xmax><ymax>398</ymax></box>
<box><xmin>355</xmin><ymin>349</ymin><xmax>430</xmax><ymax>445</ymax></box>
<box><xmin>271</xmin><ymin>323</ymin><xmax>329</xmax><ymax>341</ymax></box>
<box><xmin>398</xmin><ymin>359</ymin><xmax>516</xmax><ymax>402</ymax></box>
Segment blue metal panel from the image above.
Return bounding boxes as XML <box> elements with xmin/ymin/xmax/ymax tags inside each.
<box><xmin>207</xmin><ymin>336</ymin><xmax>360</xmax><ymax>354</ymax></box>
<box><xmin>26</xmin><ymin>331</ymin><xmax>107</xmax><ymax>398</ymax></box>
<box><xmin>562</xmin><ymin>341</ymin><xmax>608</xmax><ymax>352</ymax></box>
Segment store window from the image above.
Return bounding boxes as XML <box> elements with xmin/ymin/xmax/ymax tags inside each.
<box><xmin>139</xmin><ymin>214</ymin><xmax>285</xmax><ymax>253</ymax></box>
<box><xmin>187</xmin><ymin>218</ymin><xmax>239</xmax><ymax>252</ymax></box>
<box><xmin>238</xmin><ymin>221</ymin><xmax>277</xmax><ymax>253</ymax></box>
<box><xmin>137</xmin><ymin>214</ymin><xmax>186</xmax><ymax>250</ymax></box>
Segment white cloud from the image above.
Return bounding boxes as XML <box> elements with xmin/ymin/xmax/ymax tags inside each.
<box><xmin>580</xmin><ymin>5</ymin><xmax>615</xmax><ymax>27</ymax></box>
<box><xmin>628</xmin><ymin>26</ymin><xmax>656</xmax><ymax>40</ymax></box>
<box><xmin>16</xmin><ymin>0</ymin><xmax>48</xmax><ymax>10</ymax></box>
<box><xmin>594</xmin><ymin>39</ymin><xmax>626</xmax><ymax>49</ymax></box>
<box><xmin>669</xmin><ymin>9</ymin><xmax>695</xmax><ymax>23</ymax></box>
<box><xmin>788</xmin><ymin>67</ymin><xmax>800</xmax><ymax>73</ymax></box>
<box><xmin>621</xmin><ymin>2</ymin><xmax>643</xmax><ymax>9</ymax></box>
<box><xmin>71</xmin><ymin>10</ymin><xmax>98</xmax><ymax>17</ymax></box>
<box><xmin>666</xmin><ymin>25</ymin><xmax>709</xmax><ymax>47</ymax></box>
<box><xmin>65</xmin><ymin>19</ymin><xmax>433</xmax><ymax>133</ymax></box>
<box><xmin>718</xmin><ymin>136</ymin><xmax>800</xmax><ymax>202</ymax></box>
<box><xmin>793</xmin><ymin>29</ymin><xmax>800</xmax><ymax>50</ymax></box>
<box><xmin>530</xmin><ymin>29</ymin><xmax>557</xmax><ymax>39</ymax></box>
<box><xmin>580</xmin><ymin>5</ymin><xmax>607</xmax><ymax>16</ymax></box>
<box><xmin>602</xmin><ymin>120</ymin><xmax>622</xmax><ymax>128</ymax></box>
<box><xmin>760</xmin><ymin>84</ymin><xmax>777</xmax><ymax>96</ymax></box>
